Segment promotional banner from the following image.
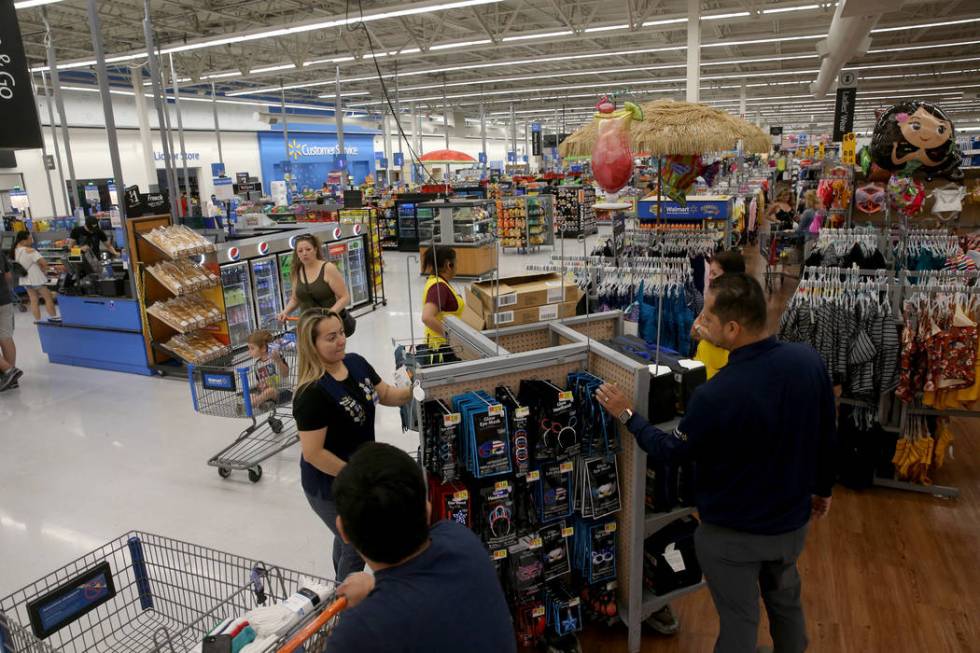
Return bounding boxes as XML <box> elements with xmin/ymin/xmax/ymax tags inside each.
<box><xmin>0</xmin><ymin>0</ymin><xmax>43</xmax><ymax>149</ymax></box>
<box><xmin>833</xmin><ymin>87</ymin><xmax>857</xmax><ymax>142</ymax></box>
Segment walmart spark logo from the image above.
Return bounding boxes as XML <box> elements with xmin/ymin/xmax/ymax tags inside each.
<box><xmin>288</xmin><ymin>139</ymin><xmax>303</xmax><ymax>160</ymax></box>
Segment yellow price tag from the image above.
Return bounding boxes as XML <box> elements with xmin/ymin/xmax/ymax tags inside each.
<box><xmin>526</xmin><ymin>470</ymin><xmax>540</xmax><ymax>482</ymax></box>
<box><xmin>528</xmin><ymin>537</ymin><xmax>543</xmax><ymax>550</ymax></box>
<box><xmin>841</xmin><ymin>132</ymin><xmax>857</xmax><ymax>165</ymax></box>
<box><xmin>558</xmin><ymin>391</ymin><xmax>573</xmax><ymax>402</ymax></box>
<box><xmin>516</xmin><ymin>406</ymin><xmax>530</xmax><ymax>418</ymax></box>
<box><xmin>488</xmin><ymin>404</ymin><xmax>504</xmax><ymax>417</ymax></box>
<box><xmin>818</xmin><ymin>141</ymin><xmax>825</xmax><ymax>160</ymax></box>
<box><xmin>568</xmin><ymin>597</ymin><xmax>581</xmax><ymax>607</ymax></box>
<box><xmin>495</xmin><ymin>480</ymin><xmax>510</xmax><ymax>492</ymax></box>
<box><xmin>493</xmin><ymin>549</ymin><xmax>508</xmax><ymax>560</ymax></box>
<box><xmin>532</xmin><ymin>606</ymin><xmax>546</xmax><ymax>618</ymax></box>
<box><xmin>443</xmin><ymin>413</ymin><xmax>461</xmax><ymax>426</ymax></box>
<box><xmin>562</xmin><ymin>526</ymin><xmax>574</xmax><ymax>538</ymax></box>
<box><xmin>605</xmin><ymin>522</ymin><xmax>618</xmax><ymax>533</ymax></box>
<box><xmin>453</xmin><ymin>490</ymin><xmax>469</xmax><ymax>501</ymax></box>
<box><xmin>559</xmin><ymin>461</ymin><xmax>574</xmax><ymax>474</ymax></box>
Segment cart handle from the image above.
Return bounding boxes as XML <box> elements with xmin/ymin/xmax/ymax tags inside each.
<box><xmin>276</xmin><ymin>596</ymin><xmax>347</xmax><ymax>653</ymax></box>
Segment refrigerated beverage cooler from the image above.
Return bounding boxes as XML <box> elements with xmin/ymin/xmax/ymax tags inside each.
<box><xmin>251</xmin><ymin>256</ymin><xmax>283</xmax><ymax>328</ymax></box>
<box><xmin>221</xmin><ymin>262</ymin><xmax>256</xmax><ymax>348</ymax></box>
<box><xmin>278</xmin><ymin>253</ymin><xmax>293</xmax><ymax>307</ymax></box>
<box><xmin>323</xmin><ymin>236</ymin><xmax>371</xmax><ymax>309</ymax></box>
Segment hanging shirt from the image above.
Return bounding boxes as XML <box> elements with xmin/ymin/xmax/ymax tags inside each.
<box><xmin>292</xmin><ymin>354</ymin><xmax>381</xmax><ymax>499</ymax></box>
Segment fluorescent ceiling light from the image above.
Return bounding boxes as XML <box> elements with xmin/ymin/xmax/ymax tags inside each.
<box><xmin>13</xmin><ymin>0</ymin><xmax>62</xmax><ymax>8</ymax></box>
<box><xmin>641</xmin><ymin>18</ymin><xmax>688</xmax><ymax>27</ymax></box>
<box><xmin>762</xmin><ymin>4</ymin><xmax>823</xmax><ymax>14</ymax></box>
<box><xmin>868</xmin><ymin>39</ymin><xmax>980</xmax><ymax>54</ymax></box>
<box><xmin>584</xmin><ymin>24</ymin><xmax>631</xmax><ymax>33</ymax></box>
<box><xmin>503</xmin><ymin>30</ymin><xmax>574</xmax><ymax>41</ymax></box>
<box><xmin>202</xmin><ymin>71</ymin><xmax>243</xmax><ymax>80</ymax></box>
<box><xmin>304</xmin><ymin>56</ymin><xmax>357</xmax><ymax>66</ymax></box>
<box><xmin>703</xmin><ymin>12</ymin><xmax>752</xmax><ymax>20</ymax></box>
<box><xmin>871</xmin><ymin>17</ymin><xmax>980</xmax><ymax>33</ymax></box>
<box><xmin>249</xmin><ymin>63</ymin><xmax>296</xmax><ymax>74</ymax></box>
<box><xmin>430</xmin><ymin>39</ymin><xmax>493</xmax><ymax>50</ymax></box>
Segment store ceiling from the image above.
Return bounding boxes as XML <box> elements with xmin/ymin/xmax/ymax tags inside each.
<box><xmin>15</xmin><ymin>0</ymin><xmax>980</xmax><ymax>135</ymax></box>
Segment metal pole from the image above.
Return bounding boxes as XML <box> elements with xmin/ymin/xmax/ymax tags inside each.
<box><xmin>40</xmin><ymin>70</ymin><xmax>71</xmax><ymax>215</ymax></box>
<box><xmin>86</xmin><ymin>0</ymin><xmax>126</xmax><ymax>224</ymax></box>
<box><xmin>382</xmin><ymin>107</ymin><xmax>393</xmax><ymax>188</ymax></box>
<box><xmin>409</xmin><ymin>101</ymin><xmax>418</xmax><ymax>184</ymax></box>
<box><xmin>335</xmin><ymin>65</ymin><xmax>346</xmax><ymax>191</ymax></box>
<box><xmin>686</xmin><ymin>0</ymin><xmax>701</xmax><ymax>103</ymax></box>
<box><xmin>480</xmin><ymin>102</ymin><xmax>487</xmax><ymax>178</ymax></box>
<box><xmin>394</xmin><ymin>62</ymin><xmax>402</xmax><ymax>185</ymax></box>
<box><xmin>510</xmin><ymin>103</ymin><xmax>517</xmax><ymax>173</ymax></box>
<box><xmin>169</xmin><ymin>54</ymin><xmax>191</xmax><ymax>209</ymax></box>
<box><xmin>143</xmin><ymin>0</ymin><xmax>180</xmax><ymax>218</ymax></box>
<box><xmin>43</xmin><ymin>8</ymin><xmax>78</xmax><ymax>216</ymax></box>
<box><xmin>525</xmin><ymin>120</ymin><xmax>531</xmax><ymax>172</ymax></box>
<box><xmin>442</xmin><ymin>77</ymin><xmax>450</xmax><ymax>151</ymax></box>
<box><xmin>554</xmin><ymin>107</ymin><xmax>559</xmax><ymax>170</ymax></box>
<box><xmin>159</xmin><ymin>62</ymin><xmax>182</xmax><ymax>216</ymax></box>
<box><xmin>131</xmin><ymin>66</ymin><xmax>157</xmax><ymax>191</ymax></box>
<box><xmin>211</xmin><ymin>81</ymin><xmax>224</xmax><ymax>167</ymax></box>
<box><xmin>280</xmin><ymin>81</ymin><xmax>290</xmax><ymax>182</ymax></box>
<box><xmin>33</xmin><ymin>72</ymin><xmax>61</xmax><ymax>216</ymax></box>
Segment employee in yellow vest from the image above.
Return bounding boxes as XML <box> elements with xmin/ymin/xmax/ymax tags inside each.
<box><xmin>421</xmin><ymin>245</ymin><xmax>465</xmax><ymax>348</ymax></box>
<box><xmin>693</xmin><ymin>250</ymin><xmax>746</xmax><ymax>379</ymax></box>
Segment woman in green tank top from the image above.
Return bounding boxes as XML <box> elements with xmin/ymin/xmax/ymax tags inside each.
<box><xmin>278</xmin><ymin>234</ymin><xmax>352</xmax><ymax>333</ymax></box>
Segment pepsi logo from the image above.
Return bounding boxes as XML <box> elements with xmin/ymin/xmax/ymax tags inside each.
<box><xmin>352</xmin><ymin>223</ymin><xmax>362</xmax><ymax>235</ymax></box>
<box><xmin>257</xmin><ymin>241</ymin><xmax>269</xmax><ymax>255</ymax></box>
<box><xmin>333</xmin><ymin>227</ymin><xmax>343</xmax><ymax>240</ymax></box>
<box><xmin>227</xmin><ymin>247</ymin><xmax>240</xmax><ymax>261</ymax></box>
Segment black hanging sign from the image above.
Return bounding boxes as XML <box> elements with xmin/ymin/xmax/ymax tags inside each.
<box><xmin>833</xmin><ymin>88</ymin><xmax>857</xmax><ymax>142</ymax></box>
<box><xmin>0</xmin><ymin>0</ymin><xmax>44</xmax><ymax>150</ymax></box>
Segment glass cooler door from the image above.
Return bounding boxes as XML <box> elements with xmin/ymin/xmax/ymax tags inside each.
<box><xmin>221</xmin><ymin>262</ymin><xmax>256</xmax><ymax>348</ymax></box>
<box><xmin>346</xmin><ymin>237</ymin><xmax>370</xmax><ymax>307</ymax></box>
<box><xmin>251</xmin><ymin>256</ymin><xmax>283</xmax><ymax>329</ymax></box>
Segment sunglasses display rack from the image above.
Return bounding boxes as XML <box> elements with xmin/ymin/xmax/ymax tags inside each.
<box><xmin>413</xmin><ymin>311</ymin><xmax>705</xmax><ymax>653</ymax></box>
<box><xmin>545</xmin><ymin>185</ymin><xmax>597</xmax><ymax>239</ymax></box>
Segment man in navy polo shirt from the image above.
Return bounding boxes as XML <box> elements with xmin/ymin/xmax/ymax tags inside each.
<box><xmin>328</xmin><ymin>443</ymin><xmax>516</xmax><ymax>653</ymax></box>
<box><xmin>597</xmin><ymin>273</ymin><xmax>836</xmax><ymax>653</ymax></box>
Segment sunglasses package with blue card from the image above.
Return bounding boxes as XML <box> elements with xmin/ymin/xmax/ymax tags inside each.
<box><xmin>567</xmin><ymin>371</ymin><xmax>619</xmax><ymax>456</ymax></box>
<box><xmin>452</xmin><ymin>391</ymin><xmax>512</xmax><ymax>478</ymax></box>
<box><xmin>572</xmin><ymin>518</ymin><xmax>617</xmax><ymax>585</ymax></box>
<box><xmin>496</xmin><ymin>385</ymin><xmax>533</xmax><ymax>477</ymax></box>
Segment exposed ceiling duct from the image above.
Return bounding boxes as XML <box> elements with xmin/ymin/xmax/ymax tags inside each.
<box><xmin>811</xmin><ymin>0</ymin><xmax>906</xmax><ymax>99</ymax></box>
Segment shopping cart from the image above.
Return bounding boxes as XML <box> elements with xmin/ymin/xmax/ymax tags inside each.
<box><xmin>187</xmin><ymin>324</ymin><xmax>298</xmax><ymax>483</ymax></box>
<box><xmin>0</xmin><ymin>531</ymin><xmax>345</xmax><ymax>653</ymax></box>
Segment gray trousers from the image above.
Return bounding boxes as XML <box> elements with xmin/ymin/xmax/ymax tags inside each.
<box><xmin>305</xmin><ymin>492</ymin><xmax>365</xmax><ymax>582</ymax></box>
<box><xmin>694</xmin><ymin>522</ymin><xmax>809</xmax><ymax>653</ymax></box>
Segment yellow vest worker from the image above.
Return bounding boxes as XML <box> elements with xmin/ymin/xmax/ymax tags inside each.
<box><xmin>421</xmin><ymin>246</ymin><xmax>464</xmax><ymax>348</ymax></box>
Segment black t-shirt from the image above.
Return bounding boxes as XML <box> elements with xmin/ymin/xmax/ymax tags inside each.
<box><xmin>293</xmin><ymin>353</ymin><xmax>381</xmax><ymax>498</ymax></box>
<box><xmin>70</xmin><ymin>226</ymin><xmax>109</xmax><ymax>256</ymax></box>
<box><xmin>327</xmin><ymin>521</ymin><xmax>517</xmax><ymax>653</ymax></box>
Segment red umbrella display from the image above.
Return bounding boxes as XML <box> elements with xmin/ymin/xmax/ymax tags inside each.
<box><xmin>419</xmin><ymin>149</ymin><xmax>477</xmax><ymax>164</ymax></box>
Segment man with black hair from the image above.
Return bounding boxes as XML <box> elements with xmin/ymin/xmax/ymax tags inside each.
<box><xmin>597</xmin><ymin>273</ymin><xmax>836</xmax><ymax>653</ymax></box>
<box><xmin>328</xmin><ymin>443</ymin><xmax>516</xmax><ymax>653</ymax></box>
<box><xmin>69</xmin><ymin>215</ymin><xmax>118</xmax><ymax>259</ymax></box>
<box><xmin>693</xmin><ymin>250</ymin><xmax>747</xmax><ymax>379</ymax></box>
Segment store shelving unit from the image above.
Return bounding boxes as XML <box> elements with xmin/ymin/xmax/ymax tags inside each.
<box><xmin>497</xmin><ymin>195</ymin><xmax>555</xmax><ymax>253</ymax></box>
<box><xmin>128</xmin><ymin>215</ymin><xmax>231</xmax><ymax>372</ymax></box>
<box><xmin>340</xmin><ymin>208</ymin><xmax>387</xmax><ymax>310</ymax></box>
<box><xmin>417</xmin><ymin>199</ymin><xmax>497</xmax><ymax>278</ymax></box>
<box><xmin>548</xmin><ymin>185</ymin><xmax>597</xmax><ymax>238</ymax></box>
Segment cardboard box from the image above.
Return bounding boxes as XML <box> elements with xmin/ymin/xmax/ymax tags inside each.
<box><xmin>463</xmin><ymin>300</ymin><xmax>579</xmax><ymax>330</ymax></box>
<box><xmin>469</xmin><ymin>273</ymin><xmax>582</xmax><ymax>313</ymax></box>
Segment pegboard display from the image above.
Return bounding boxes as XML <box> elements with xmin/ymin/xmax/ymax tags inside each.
<box><xmin>418</xmin><ymin>361</ymin><xmax>581</xmax><ymax>406</ymax></box>
<box><xmin>564</xmin><ymin>315</ymin><xmax>618</xmax><ymax>342</ymax></box>
<box><xmin>492</xmin><ymin>328</ymin><xmax>553</xmax><ymax>353</ymax></box>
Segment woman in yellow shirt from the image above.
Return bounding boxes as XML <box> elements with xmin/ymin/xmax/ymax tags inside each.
<box><xmin>694</xmin><ymin>250</ymin><xmax>746</xmax><ymax>379</ymax></box>
<box><xmin>421</xmin><ymin>246</ymin><xmax>465</xmax><ymax>348</ymax></box>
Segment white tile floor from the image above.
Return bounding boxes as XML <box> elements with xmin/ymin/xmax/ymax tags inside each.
<box><xmin>0</xmin><ymin>232</ymin><xmax>609</xmax><ymax>596</ymax></box>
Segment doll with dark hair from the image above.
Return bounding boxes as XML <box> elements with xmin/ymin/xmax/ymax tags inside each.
<box><xmin>869</xmin><ymin>101</ymin><xmax>963</xmax><ymax>181</ymax></box>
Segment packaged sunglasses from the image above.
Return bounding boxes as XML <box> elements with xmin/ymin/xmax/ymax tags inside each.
<box><xmin>567</xmin><ymin>371</ymin><xmax>620</xmax><ymax>456</ymax></box>
<box><xmin>544</xmin><ymin>582</ymin><xmax>582</xmax><ymax>637</ymax></box>
<box><xmin>452</xmin><ymin>391</ymin><xmax>512</xmax><ymax>478</ymax></box>
<box><xmin>577</xmin><ymin>455</ymin><xmax>621</xmax><ymax>519</ymax></box>
<box><xmin>477</xmin><ymin>480</ymin><xmax>517</xmax><ymax>549</ymax></box>
<box><xmin>539</xmin><ymin>521</ymin><xmax>571</xmax><ymax>581</ymax></box>
<box><xmin>535</xmin><ymin>460</ymin><xmax>574</xmax><ymax>524</ymax></box>
<box><xmin>496</xmin><ymin>385</ymin><xmax>534</xmax><ymax>477</ymax></box>
<box><xmin>572</xmin><ymin>518</ymin><xmax>617</xmax><ymax>585</ymax></box>
<box><xmin>422</xmin><ymin>399</ymin><xmax>460</xmax><ymax>482</ymax></box>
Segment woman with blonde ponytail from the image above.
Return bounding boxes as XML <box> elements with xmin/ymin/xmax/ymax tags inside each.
<box><xmin>291</xmin><ymin>309</ymin><xmax>413</xmax><ymax>581</ymax></box>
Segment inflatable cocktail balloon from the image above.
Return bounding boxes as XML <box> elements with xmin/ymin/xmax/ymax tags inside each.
<box><xmin>591</xmin><ymin>97</ymin><xmax>643</xmax><ymax>193</ymax></box>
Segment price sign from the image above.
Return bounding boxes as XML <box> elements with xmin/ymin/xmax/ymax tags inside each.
<box><xmin>558</xmin><ymin>391</ymin><xmax>573</xmax><ymax>402</ymax></box>
<box><xmin>525</xmin><ymin>470</ymin><xmax>540</xmax><ymax>482</ymax></box>
<box><xmin>841</xmin><ymin>133</ymin><xmax>857</xmax><ymax>165</ymax></box>
<box><xmin>528</xmin><ymin>537</ymin><xmax>543</xmax><ymax>549</ymax></box>
<box><xmin>488</xmin><ymin>404</ymin><xmax>504</xmax><ymax>417</ymax></box>
<box><xmin>494</xmin><ymin>480</ymin><xmax>510</xmax><ymax>492</ymax></box>
<box><xmin>0</xmin><ymin>1</ymin><xmax>43</xmax><ymax>149</ymax></box>
<box><xmin>443</xmin><ymin>412</ymin><xmax>461</xmax><ymax>426</ymax></box>
<box><xmin>604</xmin><ymin>522</ymin><xmax>618</xmax><ymax>533</ymax></box>
<box><xmin>561</xmin><ymin>526</ymin><xmax>574</xmax><ymax>538</ymax></box>
<box><xmin>493</xmin><ymin>549</ymin><xmax>508</xmax><ymax>560</ymax></box>
<box><xmin>532</xmin><ymin>606</ymin><xmax>545</xmax><ymax>618</ymax></box>
<box><xmin>559</xmin><ymin>461</ymin><xmax>574</xmax><ymax>474</ymax></box>
<box><xmin>453</xmin><ymin>490</ymin><xmax>469</xmax><ymax>501</ymax></box>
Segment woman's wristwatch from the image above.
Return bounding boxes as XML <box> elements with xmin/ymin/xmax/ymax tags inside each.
<box><xmin>619</xmin><ymin>408</ymin><xmax>633</xmax><ymax>425</ymax></box>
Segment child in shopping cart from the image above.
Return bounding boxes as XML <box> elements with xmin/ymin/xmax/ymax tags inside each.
<box><xmin>247</xmin><ymin>330</ymin><xmax>292</xmax><ymax>409</ymax></box>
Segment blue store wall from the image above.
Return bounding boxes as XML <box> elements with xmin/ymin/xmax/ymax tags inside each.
<box><xmin>258</xmin><ymin>121</ymin><xmax>379</xmax><ymax>191</ymax></box>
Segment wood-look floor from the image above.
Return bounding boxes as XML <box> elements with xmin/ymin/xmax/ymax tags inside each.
<box><xmin>580</xmin><ymin>248</ymin><xmax>980</xmax><ymax>652</ymax></box>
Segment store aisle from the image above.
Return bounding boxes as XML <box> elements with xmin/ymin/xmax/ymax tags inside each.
<box><xmin>0</xmin><ymin>233</ymin><xmax>610</xmax><ymax>595</ymax></box>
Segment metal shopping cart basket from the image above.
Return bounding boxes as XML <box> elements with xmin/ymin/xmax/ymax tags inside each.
<box><xmin>0</xmin><ymin>531</ymin><xmax>344</xmax><ymax>653</ymax></box>
<box><xmin>187</xmin><ymin>323</ymin><xmax>299</xmax><ymax>483</ymax></box>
